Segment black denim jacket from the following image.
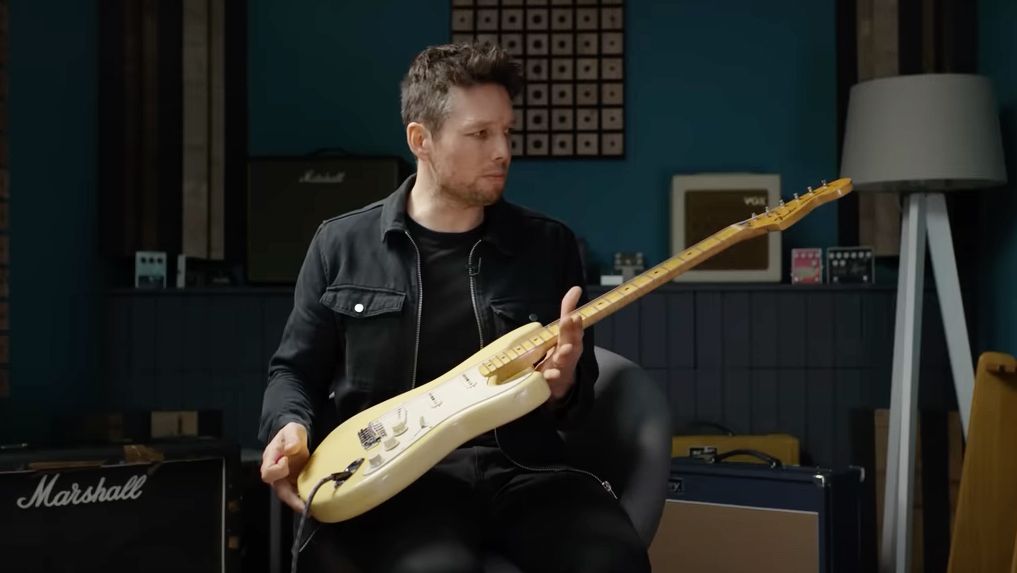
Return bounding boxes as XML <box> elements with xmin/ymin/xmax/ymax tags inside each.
<box><xmin>259</xmin><ymin>175</ymin><xmax>598</xmax><ymax>466</ymax></box>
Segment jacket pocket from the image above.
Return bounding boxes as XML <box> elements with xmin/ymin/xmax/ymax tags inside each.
<box><xmin>320</xmin><ymin>284</ymin><xmax>405</xmax><ymax>318</ymax></box>
<box><xmin>319</xmin><ymin>284</ymin><xmax>408</xmax><ymax>397</ymax></box>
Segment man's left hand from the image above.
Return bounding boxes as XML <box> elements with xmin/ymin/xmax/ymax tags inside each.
<box><xmin>540</xmin><ymin>285</ymin><xmax>584</xmax><ymax>402</ymax></box>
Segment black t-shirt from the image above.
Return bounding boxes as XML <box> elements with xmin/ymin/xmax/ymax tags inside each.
<box><xmin>406</xmin><ymin>217</ymin><xmax>496</xmax><ymax>447</ymax></box>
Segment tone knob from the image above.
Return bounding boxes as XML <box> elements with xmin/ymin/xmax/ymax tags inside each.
<box><xmin>383</xmin><ymin>436</ymin><xmax>399</xmax><ymax>451</ymax></box>
<box><xmin>392</xmin><ymin>418</ymin><xmax>408</xmax><ymax>436</ymax></box>
<box><xmin>369</xmin><ymin>454</ymin><xmax>384</xmax><ymax>467</ymax></box>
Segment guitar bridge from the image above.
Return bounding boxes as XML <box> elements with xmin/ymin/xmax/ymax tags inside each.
<box><xmin>357</xmin><ymin>420</ymin><xmax>386</xmax><ymax>450</ymax></box>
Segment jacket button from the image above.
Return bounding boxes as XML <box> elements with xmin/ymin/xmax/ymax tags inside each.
<box><xmin>354</xmin><ymin>303</ymin><xmax>365</xmax><ymax>313</ymax></box>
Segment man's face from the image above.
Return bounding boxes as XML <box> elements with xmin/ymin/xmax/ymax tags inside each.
<box><xmin>427</xmin><ymin>83</ymin><xmax>514</xmax><ymax>208</ymax></box>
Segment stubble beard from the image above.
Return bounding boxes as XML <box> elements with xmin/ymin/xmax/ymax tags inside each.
<box><xmin>434</xmin><ymin>163</ymin><xmax>505</xmax><ymax>208</ymax></box>
<box><xmin>438</xmin><ymin>181</ymin><xmax>501</xmax><ymax>208</ymax></box>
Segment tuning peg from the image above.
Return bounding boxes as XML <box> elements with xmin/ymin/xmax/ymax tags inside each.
<box><xmin>807</xmin><ymin>186</ymin><xmax>814</xmax><ymax>193</ymax></box>
<box><xmin>764</xmin><ymin>206</ymin><xmax>769</xmax><ymax>213</ymax></box>
<box><xmin>779</xmin><ymin>199</ymin><xmax>785</xmax><ymax>206</ymax></box>
<box><xmin>794</xmin><ymin>193</ymin><xmax>800</xmax><ymax>200</ymax></box>
<box><xmin>821</xmin><ymin>179</ymin><xmax>828</xmax><ymax>186</ymax></box>
<box><xmin>751</xmin><ymin>212</ymin><xmax>756</xmax><ymax>218</ymax></box>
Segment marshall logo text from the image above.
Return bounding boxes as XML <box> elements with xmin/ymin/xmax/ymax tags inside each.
<box><xmin>15</xmin><ymin>473</ymin><xmax>147</xmax><ymax>509</ymax></box>
<box><xmin>299</xmin><ymin>169</ymin><xmax>346</xmax><ymax>184</ymax></box>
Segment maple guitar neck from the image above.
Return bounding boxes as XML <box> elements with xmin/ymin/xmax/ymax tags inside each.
<box><xmin>545</xmin><ymin>178</ymin><xmax>854</xmax><ymax>338</ymax></box>
<box><xmin>474</xmin><ymin>178</ymin><xmax>851</xmax><ymax>380</ymax></box>
<box><xmin>546</xmin><ymin>224</ymin><xmax>753</xmax><ymax>337</ymax></box>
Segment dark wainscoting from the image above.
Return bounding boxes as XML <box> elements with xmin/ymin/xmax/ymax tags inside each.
<box><xmin>103</xmin><ymin>283</ymin><xmax>955</xmax><ymax>468</ymax></box>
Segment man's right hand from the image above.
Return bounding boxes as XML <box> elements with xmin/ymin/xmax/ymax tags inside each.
<box><xmin>260</xmin><ymin>422</ymin><xmax>310</xmax><ymax>513</ymax></box>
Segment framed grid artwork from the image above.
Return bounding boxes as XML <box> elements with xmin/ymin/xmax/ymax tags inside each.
<box><xmin>451</xmin><ymin>0</ymin><xmax>625</xmax><ymax>158</ymax></box>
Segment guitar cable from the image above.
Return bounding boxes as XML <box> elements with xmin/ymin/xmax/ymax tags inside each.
<box><xmin>289</xmin><ymin>439</ymin><xmax>614</xmax><ymax>573</ymax></box>
<box><xmin>493</xmin><ymin>428</ymin><xmax>617</xmax><ymax>500</ymax></box>
<box><xmin>291</xmin><ymin>459</ymin><xmax>362</xmax><ymax>573</ymax></box>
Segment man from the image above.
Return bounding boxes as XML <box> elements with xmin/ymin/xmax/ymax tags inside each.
<box><xmin>259</xmin><ymin>42</ymin><xmax>649</xmax><ymax>573</ymax></box>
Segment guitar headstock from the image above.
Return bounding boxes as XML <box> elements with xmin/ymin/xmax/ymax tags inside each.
<box><xmin>742</xmin><ymin>178</ymin><xmax>853</xmax><ymax>231</ymax></box>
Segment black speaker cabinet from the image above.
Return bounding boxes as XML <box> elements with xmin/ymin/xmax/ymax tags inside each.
<box><xmin>0</xmin><ymin>440</ymin><xmax>241</xmax><ymax>573</ymax></box>
<box><xmin>246</xmin><ymin>155</ymin><xmax>411</xmax><ymax>283</ymax></box>
<box><xmin>649</xmin><ymin>458</ymin><xmax>863</xmax><ymax>573</ymax></box>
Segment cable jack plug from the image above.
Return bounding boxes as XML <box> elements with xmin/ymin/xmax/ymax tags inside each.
<box><xmin>601</xmin><ymin>480</ymin><xmax>616</xmax><ymax>499</ymax></box>
<box><xmin>330</xmin><ymin>458</ymin><xmax>363</xmax><ymax>490</ymax></box>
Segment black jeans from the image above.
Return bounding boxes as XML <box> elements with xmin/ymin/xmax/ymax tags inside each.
<box><xmin>298</xmin><ymin>446</ymin><xmax>650</xmax><ymax>573</ymax></box>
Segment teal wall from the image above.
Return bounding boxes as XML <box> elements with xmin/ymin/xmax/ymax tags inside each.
<box><xmin>977</xmin><ymin>0</ymin><xmax>1017</xmax><ymax>356</ymax></box>
<box><xmin>1</xmin><ymin>0</ymin><xmax>845</xmax><ymax>440</ymax></box>
<box><xmin>248</xmin><ymin>0</ymin><xmax>840</xmax><ymax>269</ymax></box>
<box><xmin>2</xmin><ymin>0</ymin><xmax>101</xmax><ymax>441</ymax></box>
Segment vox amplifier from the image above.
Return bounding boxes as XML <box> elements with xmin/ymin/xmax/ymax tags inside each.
<box><xmin>670</xmin><ymin>174</ymin><xmax>782</xmax><ymax>282</ymax></box>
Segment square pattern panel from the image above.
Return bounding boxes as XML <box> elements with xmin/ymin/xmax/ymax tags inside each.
<box><xmin>451</xmin><ymin>0</ymin><xmax>624</xmax><ymax>158</ymax></box>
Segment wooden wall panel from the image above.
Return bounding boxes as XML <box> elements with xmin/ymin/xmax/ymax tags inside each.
<box><xmin>0</xmin><ymin>0</ymin><xmax>8</xmax><ymax>399</ymax></box>
<box><xmin>182</xmin><ymin>0</ymin><xmax>225</xmax><ymax>259</ymax></box>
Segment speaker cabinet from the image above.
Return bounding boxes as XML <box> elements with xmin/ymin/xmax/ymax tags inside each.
<box><xmin>649</xmin><ymin>459</ymin><xmax>862</xmax><ymax>573</ymax></box>
<box><xmin>0</xmin><ymin>441</ymin><xmax>240</xmax><ymax>573</ymax></box>
<box><xmin>246</xmin><ymin>156</ymin><xmax>410</xmax><ymax>283</ymax></box>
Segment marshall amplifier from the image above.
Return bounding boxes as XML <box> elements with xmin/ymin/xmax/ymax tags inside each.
<box><xmin>0</xmin><ymin>440</ymin><xmax>240</xmax><ymax>573</ymax></box>
<box><xmin>246</xmin><ymin>155</ymin><xmax>412</xmax><ymax>283</ymax></box>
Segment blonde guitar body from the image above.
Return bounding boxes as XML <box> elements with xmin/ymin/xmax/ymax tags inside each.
<box><xmin>298</xmin><ymin>322</ymin><xmax>553</xmax><ymax>523</ymax></box>
<box><xmin>297</xmin><ymin>178</ymin><xmax>854</xmax><ymax>525</ymax></box>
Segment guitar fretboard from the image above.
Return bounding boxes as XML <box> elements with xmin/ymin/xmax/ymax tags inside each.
<box><xmin>473</xmin><ymin>179</ymin><xmax>852</xmax><ymax>379</ymax></box>
<box><xmin>545</xmin><ymin>223</ymin><xmax>753</xmax><ymax>338</ymax></box>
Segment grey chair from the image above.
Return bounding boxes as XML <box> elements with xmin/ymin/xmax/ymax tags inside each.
<box><xmin>484</xmin><ymin>346</ymin><xmax>673</xmax><ymax>572</ymax></box>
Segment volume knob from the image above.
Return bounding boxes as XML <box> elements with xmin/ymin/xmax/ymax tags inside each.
<box><xmin>391</xmin><ymin>410</ymin><xmax>408</xmax><ymax>436</ymax></box>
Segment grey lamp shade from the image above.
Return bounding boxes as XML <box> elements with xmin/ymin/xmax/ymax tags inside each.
<box><xmin>840</xmin><ymin>74</ymin><xmax>1007</xmax><ymax>192</ymax></box>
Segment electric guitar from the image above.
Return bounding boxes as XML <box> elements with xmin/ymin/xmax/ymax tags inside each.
<box><xmin>298</xmin><ymin>178</ymin><xmax>854</xmax><ymax>523</ymax></box>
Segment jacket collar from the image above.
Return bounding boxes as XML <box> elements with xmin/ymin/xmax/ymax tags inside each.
<box><xmin>380</xmin><ymin>173</ymin><xmax>518</xmax><ymax>256</ymax></box>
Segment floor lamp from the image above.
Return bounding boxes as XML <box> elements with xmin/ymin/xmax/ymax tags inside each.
<box><xmin>840</xmin><ymin>74</ymin><xmax>1008</xmax><ymax>573</ymax></box>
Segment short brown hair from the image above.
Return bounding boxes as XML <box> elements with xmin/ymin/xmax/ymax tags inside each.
<box><xmin>400</xmin><ymin>42</ymin><xmax>523</xmax><ymax>133</ymax></box>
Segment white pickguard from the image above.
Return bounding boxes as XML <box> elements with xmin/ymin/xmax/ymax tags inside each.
<box><xmin>358</xmin><ymin>367</ymin><xmax>530</xmax><ymax>476</ymax></box>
